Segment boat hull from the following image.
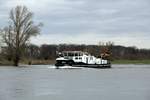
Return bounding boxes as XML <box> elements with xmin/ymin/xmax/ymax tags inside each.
<box><xmin>55</xmin><ymin>60</ymin><xmax>111</xmax><ymax>68</ymax></box>
<box><xmin>72</xmin><ymin>64</ymin><xmax>111</xmax><ymax>68</ymax></box>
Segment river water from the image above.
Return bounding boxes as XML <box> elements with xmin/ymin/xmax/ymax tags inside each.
<box><xmin>0</xmin><ymin>64</ymin><xmax>150</xmax><ymax>100</ymax></box>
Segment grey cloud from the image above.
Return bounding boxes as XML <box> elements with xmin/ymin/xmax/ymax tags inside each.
<box><xmin>37</xmin><ymin>0</ymin><xmax>150</xmax><ymax>35</ymax></box>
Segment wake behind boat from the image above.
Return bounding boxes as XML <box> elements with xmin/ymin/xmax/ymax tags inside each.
<box><xmin>55</xmin><ymin>51</ymin><xmax>111</xmax><ymax>68</ymax></box>
<box><xmin>48</xmin><ymin>65</ymin><xmax>82</xmax><ymax>69</ymax></box>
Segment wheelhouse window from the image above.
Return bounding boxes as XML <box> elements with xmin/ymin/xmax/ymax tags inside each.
<box><xmin>68</xmin><ymin>53</ymin><xmax>74</xmax><ymax>57</ymax></box>
<box><xmin>64</xmin><ymin>53</ymin><xmax>68</xmax><ymax>56</ymax></box>
<box><xmin>63</xmin><ymin>51</ymin><xmax>83</xmax><ymax>57</ymax></box>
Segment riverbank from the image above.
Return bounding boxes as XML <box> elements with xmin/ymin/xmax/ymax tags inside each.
<box><xmin>29</xmin><ymin>59</ymin><xmax>150</xmax><ymax>65</ymax></box>
<box><xmin>112</xmin><ymin>59</ymin><xmax>150</xmax><ymax>64</ymax></box>
<box><xmin>0</xmin><ymin>59</ymin><xmax>55</xmax><ymax>66</ymax></box>
<box><xmin>1</xmin><ymin>59</ymin><xmax>150</xmax><ymax>66</ymax></box>
<box><xmin>21</xmin><ymin>59</ymin><xmax>56</xmax><ymax>65</ymax></box>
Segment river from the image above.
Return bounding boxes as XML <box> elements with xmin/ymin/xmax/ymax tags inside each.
<box><xmin>0</xmin><ymin>64</ymin><xmax>150</xmax><ymax>100</ymax></box>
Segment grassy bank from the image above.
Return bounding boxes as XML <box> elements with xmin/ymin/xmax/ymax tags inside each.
<box><xmin>112</xmin><ymin>59</ymin><xmax>150</xmax><ymax>64</ymax></box>
<box><xmin>0</xmin><ymin>59</ymin><xmax>55</xmax><ymax>66</ymax></box>
<box><xmin>0</xmin><ymin>60</ymin><xmax>14</xmax><ymax>66</ymax></box>
<box><xmin>21</xmin><ymin>59</ymin><xmax>56</xmax><ymax>65</ymax></box>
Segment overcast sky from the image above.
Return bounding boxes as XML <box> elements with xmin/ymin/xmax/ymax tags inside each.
<box><xmin>0</xmin><ymin>0</ymin><xmax>150</xmax><ymax>48</ymax></box>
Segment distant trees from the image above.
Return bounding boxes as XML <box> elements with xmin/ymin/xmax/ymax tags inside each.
<box><xmin>1</xmin><ymin>42</ymin><xmax>150</xmax><ymax>63</ymax></box>
<box><xmin>40</xmin><ymin>44</ymin><xmax>57</xmax><ymax>60</ymax></box>
<box><xmin>25</xmin><ymin>44</ymin><xmax>40</xmax><ymax>60</ymax></box>
<box><xmin>33</xmin><ymin>44</ymin><xmax>150</xmax><ymax>60</ymax></box>
<box><xmin>1</xmin><ymin>6</ymin><xmax>41</xmax><ymax>66</ymax></box>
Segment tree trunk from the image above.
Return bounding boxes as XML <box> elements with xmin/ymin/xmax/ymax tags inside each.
<box><xmin>13</xmin><ymin>51</ymin><xmax>20</xmax><ymax>66</ymax></box>
<box><xmin>14</xmin><ymin>58</ymin><xmax>19</xmax><ymax>66</ymax></box>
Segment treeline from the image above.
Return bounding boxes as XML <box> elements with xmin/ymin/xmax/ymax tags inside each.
<box><xmin>1</xmin><ymin>43</ymin><xmax>150</xmax><ymax>61</ymax></box>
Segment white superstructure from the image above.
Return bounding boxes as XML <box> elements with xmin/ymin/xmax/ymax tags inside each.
<box><xmin>56</xmin><ymin>51</ymin><xmax>108</xmax><ymax>65</ymax></box>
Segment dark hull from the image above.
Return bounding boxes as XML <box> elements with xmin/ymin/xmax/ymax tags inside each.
<box><xmin>72</xmin><ymin>64</ymin><xmax>111</xmax><ymax>68</ymax></box>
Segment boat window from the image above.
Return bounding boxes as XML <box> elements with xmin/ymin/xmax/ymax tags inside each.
<box><xmin>79</xmin><ymin>57</ymin><xmax>82</xmax><ymax>59</ymax></box>
<box><xmin>64</xmin><ymin>53</ymin><xmax>67</xmax><ymax>56</ymax></box>
<box><xmin>75</xmin><ymin>57</ymin><xmax>78</xmax><ymax>60</ymax></box>
<box><xmin>68</xmin><ymin>53</ymin><xmax>74</xmax><ymax>57</ymax></box>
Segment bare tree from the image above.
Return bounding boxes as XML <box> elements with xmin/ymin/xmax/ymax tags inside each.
<box><xmin>2</xmin><ymin>6</ymin><xmax>41</xmax><ymax>66</ymax></box>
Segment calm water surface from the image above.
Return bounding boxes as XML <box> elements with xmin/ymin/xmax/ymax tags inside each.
<box><xmin>0</xmin><ymin>64</ymin><xmax>150</xmax><ymax>100</ymax></box>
